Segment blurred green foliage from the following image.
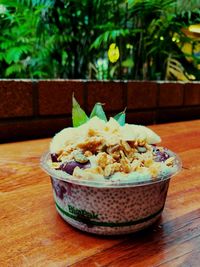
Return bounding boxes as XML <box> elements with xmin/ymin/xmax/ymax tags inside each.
<box><xmin>0</xmin><ymin>0</ymin><xmax>200</xmax><ymax>80</ymax></box>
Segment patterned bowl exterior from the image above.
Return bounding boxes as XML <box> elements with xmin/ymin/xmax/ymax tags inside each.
<box><xmin>50</xmin><ymin>176</ymin><xmax>170</xmax><ymax>235</ymax></box>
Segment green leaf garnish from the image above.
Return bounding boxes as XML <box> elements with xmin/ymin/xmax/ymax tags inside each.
<box><xmin>114</xmin><ymin>108</ymin><xmax>126</xmax><ymax>126</ymax></box>
<box><xmin>72</xmin><ymin>95</ymin><xmax>89</xmax><ymax>127</ymax></box>
<box><xmin>71</xmin><ymin>95</ymin><xmax>126</xmax><ymax>127</ymax></box>
<box><xmin>90</xmin><ymin>102</ymin><xmax>107</xmax><ymax>122</ymax></box>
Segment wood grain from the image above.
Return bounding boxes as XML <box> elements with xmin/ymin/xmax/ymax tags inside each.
<box><xmin>0</xmin><ymin>120</ymin><xmax>200</xmax><ymax>267</ymax></box>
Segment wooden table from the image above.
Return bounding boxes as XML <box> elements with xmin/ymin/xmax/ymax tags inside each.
<box><xmin>0</xmin><ymin>120</ymin><xmax>200</xmax><ymax>267</ymax></box>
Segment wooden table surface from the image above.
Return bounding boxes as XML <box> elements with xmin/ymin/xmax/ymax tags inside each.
<box><xmin>0</xmin><ymin>120</ymin><xmax>200</xmax><ymax>267</ymax></box>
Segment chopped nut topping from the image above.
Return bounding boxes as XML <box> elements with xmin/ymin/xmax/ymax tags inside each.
<box><xmin>149</xmin><ymin>163</ymin><xmax>160</xmax><ymax>179</ymax></box>
<box><xmin>120</xmin><ymin>157</ymin><xmax>131</xmax><ymax>173</ymax></box>
<box><xmin>138</xmin><ymin>139</ymin><xmax>146</xmax><ymax>146</ymax></box>
<box><xmin>104</xmin><ymin>164</ymin><xmax>113</xmax><ymax>177</ymax></box>
<box><xmin>112</xmin><ymin>151</ymin><xmax>121</xmax><ymax>160</ymax></box>
<box><xmin>50</xmin><ymin>118</ymin><xmax>174</xmax><ymax>180</ymax></box>
<box><xmin>165</xmin><ymin>157</ymin><xmax>175</xmax><ymax>166</ymax></box>
<box><xmin>84</xmin><ymin>150</ymin><xmax>93</xmax><ymax>157</ymax></box>
<box><xmin>77</xmin><ymin>137</ymin><xmax>104</xmax><ymax>153</ymax></box>
<box><xmin>120</xmin><ymin>140</ymin><xmax>131</xmax><ymax>153</ymax></box>
<box><xmin>104</xmin><ymin>163</ymin><xmax>121</xmax><ymax>176</ymax></box>
<box><xmin>73</xmin><ymin>151</ymin><xmax>89</xmax><ymax>163</ymax></box>
<box><xmin>97</xmin><ymin>152</ymin><xmax>114</xmax><ymax>169</ymax></box>
<box><xmin>106</xmin><ymin>144</ymin><xmax>120</xmax><ymax>154</ymax></box>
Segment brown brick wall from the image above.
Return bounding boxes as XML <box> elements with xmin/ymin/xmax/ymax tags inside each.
<box><xmin>127</xmin><ymin>81</ymin><xmax>158</xmax><ymax>109</ymax></box>
<box><xmin>38</xmin><ymin>80</ymin><xmax>85</xmax><ymax>115</ymax></box>
<box><xmin>0</xmin><ymin>80</ymin><xmax>199</xmax><ymax>143</ymax></box>
<box><xmin>0</xmin><ymin>80</ymin><xmax>33</xmax><ymax>118</ymax></box>
<box><xmin>158</xmin><ymin>82</ymin><xmax>184</xmax><ymax>107</ymax></box>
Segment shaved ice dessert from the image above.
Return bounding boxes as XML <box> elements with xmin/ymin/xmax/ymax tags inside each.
<box><xmin>41</xmin><ymin>97</ymin><xmax>181</xmax><ymax>235</ymax></box>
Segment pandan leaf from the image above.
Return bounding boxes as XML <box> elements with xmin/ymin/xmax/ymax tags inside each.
<box><xmin>72</xmin><ymin>95</ymin><xmax>89</xmax><ymax>127</ymax></box>
<box><xmin>90</xmin><ymin>102</ymin><xmax>107</xmax><ymax>122</ymax></box>
<box><xmin>114</xmin><ymin>108</ymin><xmax>126</xmax><ymax>126</ymax></box>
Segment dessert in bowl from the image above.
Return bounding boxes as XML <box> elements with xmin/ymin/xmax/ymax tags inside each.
<box><xmin>41</xmin><ymin>98</ymin><xmax>181</xmax><ymax>235</ymax></box>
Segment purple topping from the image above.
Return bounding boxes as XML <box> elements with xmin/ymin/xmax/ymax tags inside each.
<box><xmin>153</xmin><ymin>147</ymin><xmax>170</xmax><ymax>162</ymax></box>
<box><xmin>51</xmin><ymin>153</ymin><xmax>60</xmax><ymax>162</ymax></box>
<box><xmin>59</xmin><ymin>160</ymin><xmax>91</xmax><ymax>175</ymax></box>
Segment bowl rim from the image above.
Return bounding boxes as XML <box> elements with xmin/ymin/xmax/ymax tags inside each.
<box><xmin>40</xmin><ymin>148</ymin><xmax>182</xmax><ymax>188</ymax></box>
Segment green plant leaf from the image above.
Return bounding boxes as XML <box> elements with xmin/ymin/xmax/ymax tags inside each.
<box><xmin>90</xmin><ymin>103</ymin><xmax>107</xmax><ymax>122</ymax></box>
<box><xmin>72</xmin><ymin>95</ymin><xmax>88</xmax><ymax>127</ymax></box>
<box><xmin>122</xmin><ymin>58</ymin><xmax>134</xmax><ymax>68</ymax></box>
<box><xmin>114</xmin><ymin>109</ymin><xmax>126</xmax><ymax>126</ymax></box>
<box><xmin>5</xmin><ymin>63</ymin><xmax>24</xmax><ymax>76</ymax></box>
<box><xmin>165</xmin><ymin>56</ymin><xmax>189</xmax><ymax>81</ymax></box>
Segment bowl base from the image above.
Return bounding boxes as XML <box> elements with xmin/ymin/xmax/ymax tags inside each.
<box><xmin>56</xmin><ymin>207</ymin><xmax>162</xmax><ymax>235</ymax></box>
